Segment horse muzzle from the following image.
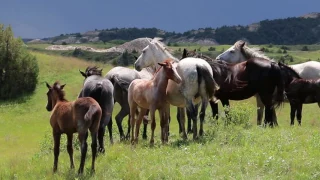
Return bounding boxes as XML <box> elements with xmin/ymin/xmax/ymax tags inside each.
<box><xmin>134</xmin><ymin>63</ymin><xmax>141</xmax><ymax>71</ymax></box>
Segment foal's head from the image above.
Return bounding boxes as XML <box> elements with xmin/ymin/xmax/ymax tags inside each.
<box><xmin>278</xmin><ymin>62</ymin><xmax>301</xmax><ymax>86</ymax></box>
<box><xmin>79</xmin><ymin>66</ymin><xmax>102</xmax><ymax>78</ymax></box>
<box><xmin>45</xmin><ymin>81</ymin><xmax>66</xmax><ymax>111</ymax></box>
<box><xmin>157</xmin><ymin>59</ymin><xmax>182</xmax><ymax>84</ymax></box>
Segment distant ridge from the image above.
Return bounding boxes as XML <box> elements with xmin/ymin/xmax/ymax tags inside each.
<box><xmin>25</xmin><ymin>12</ymin><xmax>320</xmax><ymax>45</ymax></box>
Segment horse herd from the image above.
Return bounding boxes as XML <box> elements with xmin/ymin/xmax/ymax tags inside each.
<box><xmin>45</xmin><ymin>38</ymin><xmax>320</xmax><ymax>174</ymax></box>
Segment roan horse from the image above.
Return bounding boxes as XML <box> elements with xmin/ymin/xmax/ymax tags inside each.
<box><xmin>79</xmin><ymin>67</ymin><xmax>114</xmax><ymax>153</ymax></box>
<box><xmin>278</xmin><ymin>62</ymin><xmax>320</xmax><ymax>125</ymax></box>
<box><xmin>129</xmin><ymin>59</ymin><xmax>182</xmax><ymax>144</ymax></box>
<box><xmin>46</xmin><ymin>81</ymin><xmax>102</xmax><ymax>174</ymax></box>
<box><xmin>182</xmin><ymin>49</ymin><xmax>286</xmax><ymax>126</ymax></box>
<box><xmin>134</xmin><ymin>38</ymin><xmax>219</xmax><ymax>140</ymax></box>
<box><xmin>105</xmin><ymin>64</ymin><xmax>155</xmax><ymax>140</ymax></box>
<box><xmin>216</xmin><ymin>40</ymin><xmax>320</xmax><ymax>125</ymax></box>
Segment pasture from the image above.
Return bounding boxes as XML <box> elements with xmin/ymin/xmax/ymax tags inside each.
<box><xmin>1</xmin><ymin>48</ymin><xmax>320</xmax><ymax>179</ymax></box>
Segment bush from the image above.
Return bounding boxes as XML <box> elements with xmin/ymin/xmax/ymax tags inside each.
<box><xmin>61</xmin><ymin>41</ymin><xmax>67</xmax><ymax>45</ymax></box>
<box><xmin>208</xmin><ymin>47</ymin><xmax>216</xmax><ymax>51</ymax></box>
<box><xmin>301</xmin><ymin>46</ymin><xmax>309</xmax><ymax>51</ymax></box>
<box><xmin>0</xmin><ymin>25</ymin><xmax>39</xmax><ymax>99</ymax></box>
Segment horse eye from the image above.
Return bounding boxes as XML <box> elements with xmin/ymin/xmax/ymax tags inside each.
<box><xmin>230</xmin><ymin>50</ymin><xmax>234</xmax><ymax>53</ymax></box>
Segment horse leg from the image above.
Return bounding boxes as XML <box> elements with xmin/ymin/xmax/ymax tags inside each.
<box><xmin>107</xmin><ymin>116</ymin><xmax>113</xmax><ymax>144</ymax></box>
<box><xmin>176</xmin><ymin>107</ymin><xmax>181</xmax><ymax>133</ymax></box>
<box><xmin>53</xmin><ymin>132</ymin><xmax>61</xmax><ymax>173</ymax></box>
<box><xmin>142</xmin><ymin>110</ymin><xmax>149</xmax><ymax>140</ymax></box>
<box><xmin>290</xmin><ymin>102</ymin><xmax>296</xmax><ymax>126</ymax></box>
<box><xmin>256</xmin><ymin>94</ymin><xmax>265</xmax><ymax>126</ymax></box>
<box><xmin>130</xmin><ymin>104</ymin><xmax>137</xmax><ymax>144</ymax></box>
<box><xmin>115</xmin><ymin>108</ymin><xmax>128</xmax><ymax>141</ymax></box>
<box><xmin>149</xmin><ymin>108</ymin><xmax>156</xmax><ymax>145</ymax></box>
<box><xmin>199</xmin><ymin>100</ymin><xmax>208</xmax><ymax>136</ymax></box>
<box><xmin>78</xmin><ymin>132</ymin><xmax>88</xmax><ymax>174</ymax></box>
<box><xmin>271</xmin><ymin>108</ymin><xmax>278</xmax><ymax>126</ymax></box>
<box><xmin>178</xmin><ymin>107</ymin><xmax>187</xmax><ymax>140</ymax></box>
<box><xmin>221</xmin><ymin>99</ymin><xmax>230</xmax><ymax>118</ymax></box>
<box><xmin>186</xmin><ymin>100</ymin><xmax>199</xmax><ymax>140</ymax></box>
<box><xmin>297</xmin><ymin>103</ymin><xmax>303</xmax><ymax>126</ymax></box>
<box><xmin>264</xmin><ymin>105</ymin><xmax>274</xmax><ymax>127</ymax></box>
<box><xmin>164</xmin><ymin>104</ymin><xmax>170</xmax><ymax>142</ymax></box>
<box><xmin>66</xmin><ymin>133</ymin><xmax>74</xmax><ymax>169</ymax></box>
<box><xmin>97</xmin><ymin>124</ymin><xmax>106</xmax><ymax>153</ymax></box>
<box><xmin>90</xmin><ymin>131</ymin><xmax>98</xmax><ymax>173</ymax></box>
<box><xmin>209</xmin><ymin>100</ymin><xmax>219</xmax><ymax>120</ymax></box>
<box><xmin>134</xmin><ymin>108</ymin><xmax>147</xmax><ymax>144</ymax></box>
<box><xmin>186</xmin><ymin>109</ymin><xmax>193</xmax><ymax>134</ymax></box>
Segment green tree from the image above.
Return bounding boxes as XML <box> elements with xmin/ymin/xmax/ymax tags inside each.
<box><xmin>0</xmin><ymin>25</ymin><xmax>39</xmax><ymax>99</ymax></box>
<box><xmin>301</xmin><ymin>46</ymin><xmax>309</xmax><ymax>51</ymax></box>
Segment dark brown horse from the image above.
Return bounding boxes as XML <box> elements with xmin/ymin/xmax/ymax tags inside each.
<box><xmin>182</xmin><ymin>49</ymin><xmax>285</xmax><ymax>126</ymax></box>
<box><xmin>277</xmin><ymin>62</ymin><xmax>320</xmax><ymax>125</ymax></box>
<box><xmin>46</xmin><ymin>81</ymin><xmax>102</xmax><ymax>174</ymax></box>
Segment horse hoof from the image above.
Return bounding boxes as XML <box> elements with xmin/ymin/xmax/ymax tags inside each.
<box><xmin>142</xmin><ymin>135</ymin><xmax>148</xmax><ymax>140</ymax></box>
<box><xmin>98</xmin><ymin>147</ymin><xmax>105</xmax><ymax>154</ymax></box>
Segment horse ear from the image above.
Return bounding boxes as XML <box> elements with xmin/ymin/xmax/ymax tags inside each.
<box><xmin>79</xmin><ymin>70</ymin><xmax>87</xmax><ymax>77</ymax></box>
<box><xmin>46</xmin><ymin>82</ymin><xmax>51</xmax><ymax>89</ymax></box>
<box><xmin>134</xmin><ymin>55</ymin><xmax>138</xmax><ymax>60</ymax></box>
<box><xmin>158</xmin><ymin>62</ymin><xmax>166</xmax><ymax>67</ymax></box>
<box><xmin>239</xmin><ymin>41</ymin><xmax>246</xmax><ymax>48</ymax></box>
<box><xmin>60</xmin><ymin>84</ymin><xmax>66</xmax><ymax>89</ymax></box>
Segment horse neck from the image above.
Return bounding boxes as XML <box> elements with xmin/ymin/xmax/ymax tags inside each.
<box><xmin>241</xmin><ymin>46</ymin><xmax>271</xmax><ymax>61</ymax></box>
<box><xmin>152</xmin><ymin>67</ymin><xmax>170</xmax><ymax>93</ymax></box>
<box><xmin>152</xmin><ymin>50</ymin><xmax>179</xmax><ymax>69</ymax></box>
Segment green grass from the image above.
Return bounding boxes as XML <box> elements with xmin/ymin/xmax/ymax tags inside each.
<box><xmin>2</xmin><ymin>48</ymin><xmax>320</xmax><ymax>179</ymax></box>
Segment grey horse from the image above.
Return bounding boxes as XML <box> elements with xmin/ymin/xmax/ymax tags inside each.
<box><xmin>105</xmin><ymin>64</ymin><xmax>155</xmax><ymax>140</ymax></box>
<box><xmin>79</xmin><ymin>66</ymin><xmax>114</xmax><ymax>153</ymax></box>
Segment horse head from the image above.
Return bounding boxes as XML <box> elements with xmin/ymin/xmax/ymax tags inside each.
<box><xmin>134</xmin><ymin>38</ymin><xmax>177</xmax><ymax>71</ymax></box>
<box><xmin>79</xmin><ymin>66</ymin><xmax>102</xmax><ymax>78</ymax></box>
<box><xmin>45</xmin><ymin>81</ymin><xmax>66</xmax><ymax>111</ymax></box>
<box><xmin>158</xmin><ymin>59</ymin><xmax>181</xmax><ymax>84</ymax></box>
<box><xmin>216</xmin><ymin>40</ymin><xmax>246</xmax><ymax>63</ymax></box>
<box><xmin>278</xmin><ymin>62</ymin><xmax>301</xmax><ymax>87</ymax></box>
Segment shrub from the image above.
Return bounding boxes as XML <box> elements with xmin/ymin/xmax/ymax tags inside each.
<box><xmin>61</xmin><ymin>41</ymin><xmax>67</xmax><ymax>45</ymax></box>
<box><xmin>301</xmin><ymin>46</ymin><xmax>309</xmax><ymax>51</ymax></box>
<box><xmin>208</xmin><ymin>47</ymin><xmax>216</xmax><ymax>51</ymax></box>
<box><xmin>0</xmin><ymin>25</ymin><xmax>39</xmax><ymax>99</ymax></box>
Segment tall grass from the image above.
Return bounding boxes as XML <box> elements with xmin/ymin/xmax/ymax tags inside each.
<box><xmin>1</xmin><ymin>51</ymin><xmax>320</xmax><ymax>179</ymax></box>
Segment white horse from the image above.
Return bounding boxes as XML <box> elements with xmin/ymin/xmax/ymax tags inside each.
<box><xmin>134</xmin><ymin>37</ymin><xmax>220</xmax><ymax>140</ymax></box>
<box><xmin>216</xmin><ymin>40</ymin><xmax>320</xmax><ymax>125</ymax></box>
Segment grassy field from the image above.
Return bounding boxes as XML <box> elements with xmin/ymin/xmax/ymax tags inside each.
<box><xmin>1</xmin><ymin>47</ymin><xmax>320</xmax><ymax>179</ymax></box>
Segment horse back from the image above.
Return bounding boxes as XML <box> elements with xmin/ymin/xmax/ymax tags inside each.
<box><xmin>50</xmin><ymin>101</ymin><xmax>76</xmax><ymax>133</ymax></box>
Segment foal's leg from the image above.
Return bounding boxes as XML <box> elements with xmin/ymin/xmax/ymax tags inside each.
<box><xmin>129</xmin><ymin>104</ymin><xmax>137</xmax><ymax>144</ymax></box>
<box><xmin>78</xmin><ymin>132</ymin><xmax>88</xmax><ymax>174</ymax></box>
<box><xmin>149</xmin><ymin>108</ymin><xmax>157</xmax><ymax>145</ymax></box>
<box><xmin>290</xmin><ymin>102</ymin><xmax>297</xmax><ymax>126</ymax></box>
<box><xmin>142</xmin><ymin>110</ymin><xmax>149</xmax><ymax>140</ymax></box>
<box><xmin>90</xmin><ymin>131</ymin><xmax>98</xmax><ymax>173</ymax></box>
<box><xmin>199</xmin><ymin>100</ymin><xmax>208</xmax><ymax>137</ymax></box>
<box><xmin>66</xmin><ymin>133</ymin><xmax>75</xmax><ymax>169</ymax></box>
<box><xmin>134</xmin><ymin>108</ymin><xmax>148</xmax><ymax>144</ymax></box>
<box><xmin>115</xmin><ymin>107</ymin><xmax>128</xmax><ymax>141</ymax></box>
<box><xmin>256</xmin><ymin>94</ymin><xmax>265</xmax><ymax>126</ymax></box>
<box><xmin>53</xmin><ymin>132</ymin><xmax>61</xmax><ymax>173</ymax></box>
<box><xmin>296</xmin><ymin>103</ymin><xmax>303</xmax><ymax>126</ymax></box>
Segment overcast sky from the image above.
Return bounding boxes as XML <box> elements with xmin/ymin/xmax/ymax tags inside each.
<box><xmin>0</xmin><ymin>0</ymin><xmax>318</xmax><ymax>38</ymax></box>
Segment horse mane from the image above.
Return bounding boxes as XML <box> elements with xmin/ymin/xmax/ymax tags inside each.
<box><xmin>53</xmin><ymin>81</ymin><xmax>67</xmax><ymax>101</ymax></box>
<box><xmin>150</xmin><ymin>37</ymin><xmax>179</xmax><ymax>63</ymax></box>
<box><xmin>235</xmin><ymin>40</ymin><xmax>274</xmax><ymax>62</ymax></box>
<box><xmin>85</xmin><ymin>66</ymin><xmax>102</xmax><ymax>76</ymax></box>
<box><xmin>181</xmin><ymin>49</ymin><xmax>214</xmax><ymax>62</ymax></box>
<box><xmin>278</xmin><ymin>62</ymin><xmax>301</xmax><ymax>79</ymax></box>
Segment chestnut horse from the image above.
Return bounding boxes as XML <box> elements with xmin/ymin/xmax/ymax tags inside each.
<box><xmin>128</xmin><ymin>59</ymin><xmax>182</xmax><ymax>145</ymax></box>
<box><xmin>46</xmin><ymin>81</ymin><xmax>102</xmax><ymax>174</ymax></box>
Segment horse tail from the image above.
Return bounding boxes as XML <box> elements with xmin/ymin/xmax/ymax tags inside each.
<box><xmin>111</xmin><ymin>75</ymin><xmax>130</xmax><ymax>92</ymax></box>
<box><xmin>271</xmin><ymin>62</ymin><xmax>285</xmax><ymax>108</ymax></box>
<box><xmin>196</xmin><ymin>64</ymin><xmax>219</xmax><ymax>99</ymax></box>
<box><xmin>84</xmin><ymin>104</ymin><xmax>101</xmax><ymax>122</ymax></box>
